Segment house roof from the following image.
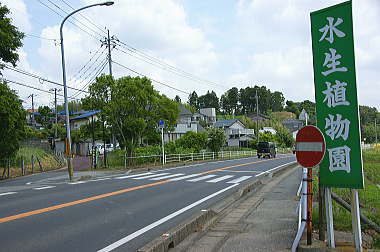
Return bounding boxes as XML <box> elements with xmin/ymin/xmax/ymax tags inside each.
<box><xmin>58</xmin><ymin>110</ymin><xmax>89</xmax><ymax>116</ymax></box>
<box><xmin>214</xmin><ymin>119</ymin><xmax>240</xmax><ymax>128</ymax></box>
<box><xmin>70</xmin><ymin>110</ymin><xmax>101</xmax><ymax>121</ymax></box>
<box><xmin>179</xmin><ymin>105</ymin><xmax>193</xmax><ymax>116</ymax></box>
<box><xmin>248</xmin><ymin>113</ymin><xmax>270</xmax><ymax>120</ymax></box>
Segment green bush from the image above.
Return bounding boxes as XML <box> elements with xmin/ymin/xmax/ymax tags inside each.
<box><xmin>175</xmin><ymin>131</ymin><xmax>207</xmax><ymax>153</ymax></box>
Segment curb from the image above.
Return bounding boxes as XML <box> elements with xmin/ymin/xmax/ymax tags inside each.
<box><xmin>137</xmin><ymin>161</ymin><xmax>299</xmax><ymax>252</ymax></box>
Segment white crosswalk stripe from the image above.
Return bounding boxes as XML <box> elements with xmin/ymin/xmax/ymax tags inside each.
<box><xmin>169</xmin><ymin>174</ymin><xmax>201</xmax><ymax>181</ymax></box>
<box><xmin>187</xmin><ymin>175</ymin><xmax>217</xmax><ymax>182</ymax></box>
<box><xmin>115</xmin><ymin>172</ymin><xmax>153</xmax><ymax>179</ymax></box>
<box><xmin>0</xmin><ymin>192</ymin><xmax>17</xmax><ymax>196</ymax></box>
<box><xmin>150</xmin><ymin>174</ymin><xmax>184</xmax><ymax>180</ymax></box>
<box><xmin>227</xmin><ymin>176</ymin><xmax>252</xmax><ymax>184</ymax></box>
<box><xmin>206</xmin><ymin>175</ymin><xmax>234</xmax><ymax>183</ymax></box>
<box><xmin>33</xmin><ymin>186</ymin><xmax>56</xmax><ymax>190</ymax></box>
<box><xmin>133</xmin><ymin>173</ymin><xmax>170</xmax><ymax>180</ymax></box>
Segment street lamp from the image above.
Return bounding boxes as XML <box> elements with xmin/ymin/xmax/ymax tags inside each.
<box><xmin>60</xmin><ymin>1</ymin><xmax>114</xmax><ymax>181</ymax></box>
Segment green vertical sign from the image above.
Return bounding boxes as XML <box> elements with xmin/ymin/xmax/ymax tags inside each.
<box><xmin>310</xmin><ymin>1</ymin><xmax>364</xmax><ymax>189</ymax></box>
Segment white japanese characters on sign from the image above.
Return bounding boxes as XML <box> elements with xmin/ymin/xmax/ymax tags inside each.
<box><xmin>327</xmin><ymin>145</ymin><xmax>351</xmax><ymax>173</ymax></box>
<box><xmin>322</xmin><ymin>80</ymin><xmax>350</xmax><ymax>107</ymax></box>
<box><xmin>319</xmin><ymin>17</ymin><xmax>346</xmax><ymax>44</ymax></box>
<box><xmin>319</xmin><ymin>16</ymin><xmax>351</xmax><ymax>174</ymax></box>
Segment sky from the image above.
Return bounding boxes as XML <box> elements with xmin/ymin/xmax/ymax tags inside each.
<box><xmin>1</xmin><ymin>0</ymin><xmax>379</xmax><ymax>111</ymax></box>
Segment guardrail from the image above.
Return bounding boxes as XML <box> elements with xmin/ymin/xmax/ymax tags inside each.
<box><xmin>118</xmin><ymin>148</ymin><xmax>292</xmax><ymax>169</ymax></box>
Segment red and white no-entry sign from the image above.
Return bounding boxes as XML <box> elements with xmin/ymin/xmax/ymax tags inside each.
<box><xmin>296</xmin><ymin>125</ymin><xmax>326</xmax><ymax>168</ymax></box>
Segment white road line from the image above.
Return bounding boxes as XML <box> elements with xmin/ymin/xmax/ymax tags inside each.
<box><xmin>149</xmin><ymin>174</ymin><xmax>184</xmax><ymax>181</ymax></box>
<box><xmin>206</xmin><ymin>175</ymin><xmax>234</xmax><ymax>183</ymax></box>
<box><xmin>97</xmin><ymin>183</ymin><xmax>239</xmax><ymax>252</ymax></box>
<box><xmin>33</xmin><ymin>186</ymin><xmax>56</xmax><ymax>190</ymax></box>
<box><xmin>68</xmin><ymin>181</ymin><xmax>87</xmax><ymax>185</ymax></box>
<box><xmin>169</xmin><ymin>174</ymin><xmax>201</xmax><ymax>181</ymax></box>
<box><xmin>221</xmin><ymin>170</ymin><xmax>261</xmax><ymax>173</ymax></box>
<box><xmin>114</xmin><ymin>172</ymin><xmax>153</xmax><ymax>179</ymax></box>
<box><xmin>132</xmin><ymin>173</ymin><xmax>170</xmax><ymax>180</ymax></box>
<box><xmin>89</xmin><ymin>178</ymin><xmax>111</xmax><ymax>182</ymax></box>
<box><xmin>187</xmin><ymin>175</ymin><xmax>217</xmax><ymax>182</ymax></box>
<box><xmin>227</xmin><ymin>176</ymin><xmax>252</xmax><ymax>184</ymax></box>
<box><xmin>255</xmin><ymin>161</ymin><xmax>297</xmax><ymax>177</ymax></box>
<box><xmin>0</xmin><ymin>192</ymin><xmax>17</xmax><ymax>196</ymax></box>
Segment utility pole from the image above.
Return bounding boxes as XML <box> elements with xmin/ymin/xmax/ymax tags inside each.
<box><xmin>50</xmin><ymin>88</ymin><xmax>61</xmax><ymax>138</ymax></box>
<box><xmin>107</xmin><ymin>29</ymin><xmax>113</xmax><ymax>76</ymax></box>
<box><xmin>101</xmin><ymin>29</ymin><xmax>116</xmax><ymax>167</ymax></box>
<box><xmin>28</xmin><ymin>94</ymin><xmax>35</xmax><ymax>128</ymax></box>
<box><xmin>375</xmin><ymin>117</ymin><xmax>378</xmax><ymax>143</ymax></box>
<box><xmin>255</xmin><ymin>90</ymin><xmax>259</xmax><ymax>145</ymax></box>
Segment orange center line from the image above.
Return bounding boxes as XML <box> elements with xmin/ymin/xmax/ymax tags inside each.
<box><xmin>0</xmin><ymin>155</ymin><xmax>292</xmax><ymax>224</ymax></box>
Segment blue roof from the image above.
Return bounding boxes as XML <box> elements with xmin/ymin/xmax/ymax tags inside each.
<box><xmin>58</xmin><ymin>110</ymin><xmax>89</xmax><ymax>116</ymax></box>
<box><xmin>70</xmin><ymin>110</ymin><xmax>101</xmax><ymax>121</ymax></box>
<box><xmin>214</xmin><ymin>119</ymin><xmax>239</xmax><ymax>128</ymax></box>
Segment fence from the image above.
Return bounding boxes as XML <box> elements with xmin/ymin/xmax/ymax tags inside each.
<box><xmin>0</xmin><ymin>150</ymin><xmax>65</xmax><ymax>180</ymax></box>
<box><xmin>110</xmin><ymin>148</ymin><xmax>292</xmax><ymax>169</ymax></box>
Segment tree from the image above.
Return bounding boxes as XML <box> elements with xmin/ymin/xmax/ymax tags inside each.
<box><xmin>207</xmin><ymin>128</ymin><xmax>226</xmax><ymax>153</ymax></box>
<box><xmin>174</xmin><ymin>95</ymin><xmax>181</xmax><ymax>103</ymax></box>
<box><xmin>284</xmin><ymin>100</ymin><xmax>300</xmax><ymax>116</ymax></box>
<box><xmin>198</xmin><ymin>91</ymin><xmax>219</xmax><ymax>110</ymax></box>
<box><xmin>102</xmin><ymin>76</ymin><xmax>179</xmax><ymax>156</ymax></box>
<box><xmin>271</xmin><ymin>91</ymin><xmax>285</xmax><ymax>112</ymax></box>
<box><xmin>273</xmin><ymin>124</ymin><xmax>295</xmax><ymax>147</ymax></box>
<box><xmin>220</xmin><ymin>87</ymin><xmax>239</xmax><ymax>114</ymax></box>
<box><xmin>0</xmin><ymin>3</ymin><xmax>24</xmax><ymax>72</ymax></box>
<box><xmin>36</xmin><ymin>106</ymin><xmax>53</xmax><ymax>128</ymax></box>
<box><xmin>0</xmin><ymin>81</ymin><xmax>26</xmax><ymax>159</ymax></box>
<box><xmin>57</xmin><ymin>100</ymin><xmax>84</xmax><ymax>113</ymax></box>
<box><xmin>176</xmin><ymin>131</ymin><xmax>208</xmax><ymax>152</ymax></box>
<box><xmin>188</xmin><ymin>91</ymin><xmax>199</xmax><ymax>109</ymax></box>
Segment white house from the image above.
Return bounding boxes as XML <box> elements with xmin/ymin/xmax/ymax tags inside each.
<box><xmin>213</xmin><ymin>119</ymin><xmax>254</xmax><ymax>147</ymax></box>
<box><xmin>69</xmin><ymin>110</ymin><xmax>101</xmax><ymax>130</ymax></box>
<box><xmin>259</xmin><ymin>127</ymin><xmax>277</xmax><ymax>135</ymax></box>
<box><xmin>163</xmin><ymin>105</ymin><xmax>206</xmax><ymax>143</ymax></box>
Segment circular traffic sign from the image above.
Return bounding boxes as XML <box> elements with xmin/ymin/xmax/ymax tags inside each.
<box><xmin>295</xmin><ymin>125</ymin><xmax>326</xmax><ymax>168</ymax></box>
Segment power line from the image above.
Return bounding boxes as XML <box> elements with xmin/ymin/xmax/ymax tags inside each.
<box><xmin>24</xmin><ymin>33</ymin><xmax>58</xmax><ymax>41</ymax></box>
<box><xmin>112</xmin><ymin>60</ymin><xmax>190</xmax><ymax>95</ymax></box>
<box><xmin>59</xmin><ymin>0</ymin><xmax>107</xmax><ymax>36</ymax></box>
<box><xmin>37</xmin><ymin>0</ymin><xmax>103</xmax><ymax>41</ymax></box>
<box><xmin>3</xmin><ymin>64</ymin><xmax>90</xmax><ymax>94</ymax></box>
<box><xmin>71</xmin><ymin>58</ymin><xmax>108</xmax><ymax>98</ymax></box>
<box><xmin>74</xmin><ymin>55</ymin><xmax>108</xmax><ymax>91</ymax></box>
<box><xmin>114</xmin><ymin>46</ymin><xmax>225</xmax><ymax>90</ymax></box>
<box><xmin>3</xmin><ymin>78</ymin><xmax>77</xmax><ymax>100</ymax></box>
<box><xmin>74</xmin><ymin>48</ymin><xmax>107</xmax><ymax>82</ymax></box>
<box><xmin>114</xmin><ymin>39</ymin><xmax>227</xmax><ymax>89</ymax></box>
<box><xmin>44</xmin><ymin>0</ymin><xmax>105</xmax><ymax>39</ymax></box>
<box><xmin>69</xmin><ymin>45</ymin><xmax>106</xmax><ymax>81</ymax></box>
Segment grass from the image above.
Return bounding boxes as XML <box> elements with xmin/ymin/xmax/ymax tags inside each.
<box><xmin>312</xmin><ymin>146</ymin><xmax>380</xmax><ymax>248</ymax></box>
<box><xmin>0</xmin><ymin>146</ymin><xmax>63</xmax><ymax>178</ymax></box>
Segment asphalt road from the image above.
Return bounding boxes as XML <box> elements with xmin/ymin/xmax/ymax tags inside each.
<box><xmin>0</xmin><ymin>154</ymin><xmax>296</xmax><ymax>251</ymax></box>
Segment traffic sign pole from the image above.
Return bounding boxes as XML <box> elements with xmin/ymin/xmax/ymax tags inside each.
<box><xmin>295</xmin><ymin>126</ymin><xmax>326</xmax><ymax>246</ymax></box>
<box><xmin>307</xmin><ymin>167</ymin><xmax>313</xmax><ymax>245</ymax></box>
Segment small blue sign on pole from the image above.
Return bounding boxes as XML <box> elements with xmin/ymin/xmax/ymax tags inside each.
<box><xmin>159</xmin><ymin>120</ymin><xmax>165</xmax><ymax>128</ymax></box>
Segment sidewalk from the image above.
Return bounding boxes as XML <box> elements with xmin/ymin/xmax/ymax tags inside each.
<box><xmin>176</xmin><ymin>166</ymin><xmax>301</xmax><ymax>252</ymax></box>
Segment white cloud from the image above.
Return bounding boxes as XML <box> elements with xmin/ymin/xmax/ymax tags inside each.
<box><xmin>2</xmin><ymin>0</ymin><xmax>32</xmax><ymax>32</ymax></box>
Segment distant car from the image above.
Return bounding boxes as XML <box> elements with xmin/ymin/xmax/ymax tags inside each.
<box><xmin>257</xmin><ymin>142</ymin><xmax>276</xmax><ymax>158</ymax></box>
<box><xmin>105</xmin><ymin>143</ymin><xmax>114</xmax><ymax>152</ymax></box>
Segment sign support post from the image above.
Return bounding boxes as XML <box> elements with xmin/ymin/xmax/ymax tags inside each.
<box><xmin>325</xmin><ymin>187</ymin><xmax>335</xmax><ymax>248</ymax></box>
<box><xmin>351</xmin><ymin>189</ymin><xmax>362</xmax><ymax>251</ymax></box>
<box><xmin>307</xmin><ymin>167</ymin><xmax>313</xmax><ymax>245</ymax></box>
<box><xmin>159</xmin><ymin>120</ymin><xmax>165</xmax><ymax>165</ymax></box>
